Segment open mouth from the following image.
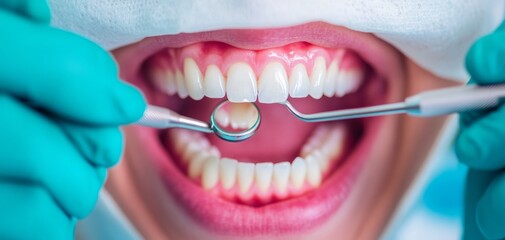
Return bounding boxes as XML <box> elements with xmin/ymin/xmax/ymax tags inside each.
<box><xmin>116</xmin><ymin>22</ymin><xmax>403</xmax><ymax>237</ymax></box>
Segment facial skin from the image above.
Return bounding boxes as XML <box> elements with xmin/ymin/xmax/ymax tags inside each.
<box><xmin>104</xmin><ymin>23</ymin><xmax>459</xmax><ymax>239</ymax></box>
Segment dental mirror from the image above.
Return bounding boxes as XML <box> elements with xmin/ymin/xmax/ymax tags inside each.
<box><xmin>210</xmin><ymin>101</ymin><xmax>261</xmax><ymax>142</ymax></box>
<box><xmin>138</xmin><ymin>101</ymin><xmax>261</xmax><ymax>142</ymax></box>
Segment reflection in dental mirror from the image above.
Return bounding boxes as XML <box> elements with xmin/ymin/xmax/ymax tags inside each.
<box><xmin>210</xmin><ymin>101</ymin><xmax>261</xmax><ymax>142</ymax></box>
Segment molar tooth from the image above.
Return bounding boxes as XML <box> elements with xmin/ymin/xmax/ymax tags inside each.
<box><xmin>184</xmin><ymin>58</ymin><xmax>204</xmax><ymax>100</ymax></box>
<box><xmin>220</xmin><ymin>158</ymin><xmax>238</xmax><ymax>190</ymax></box>
<box><xmin>203</xmin><ymin>64</ymin><xmax>226</xmax><ymax>98</ymax></box>
<box><xmin>290</xmin><ymin>157</ymin><xmax>307</xmax><ymax>189</ymax></box>
<box><xmin>305</xmin><ymin>155</ymin><xmax>322</xmax><ymax>187</ymax></box>
<box><xmin>226</xmin><ymin>62</ymin><xmax>257</xmax><ymax>102</ymax></box>
<box><xmin>175</xmin><ymin>70</ymin><xmax>189</xmax><ymax>99</ymax></box>
<box><xmin>289</xmin><ymin>64</ymin><xmax>310</xmax><ymax>98</ymax></box>
<box><xmin>258</xmin><ymin>62</ymin><xmax>289</xmax><ymax>103</ymax></box>
<box><xmin>344</xmin><ymin>69</ymin><xmax>364</xmax><ymax>94</ymax></box>
<box><xmin>237</xmin><ymin>162</ymin><xmax>255</xmax><ymax>194</ymax></box>
<box><xmin>273</xmin><ymin>162</ymin><xmax>290</xmax><ymax>195</ymax></box>
<box><xmin>323</xmin><ymin>61</ymin><xmax>339</xmax><ymax>97</ymax></box>
<box><xmin>309</xmin><ymin>57</ymin><xmax>326</xmax><ymax>99</ymax></box>
<box><xmin>255</xmin><ymin>163</ymin><xmax>273</xmax><ymax>194</ymax></box>
<box><xmin>201</xmin><ymin>157</ymin><xmax>219</xmax><ymax>190</ymax></box>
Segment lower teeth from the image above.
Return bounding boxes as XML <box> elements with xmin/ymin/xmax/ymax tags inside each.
<box><xmin>168</xmin><ymin>124</ymin><xmax>346</xmax><ymax>202</ymax></box>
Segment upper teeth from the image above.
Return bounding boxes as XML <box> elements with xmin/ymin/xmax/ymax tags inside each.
<box><xmin>147</xmin><ymin>48</ymin><xmax>364</xmax><ymax>103</ymax></box>
<box><xmin>169</xmin><ymin>123</ymin><xmax>346</xmax><ymax>200</ymax></box>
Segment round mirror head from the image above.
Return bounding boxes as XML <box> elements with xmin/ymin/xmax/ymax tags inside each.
<box><xmin>210</xmin><ymin>101</ymin><xmax>260</xmax><ymax>142</ymax></box>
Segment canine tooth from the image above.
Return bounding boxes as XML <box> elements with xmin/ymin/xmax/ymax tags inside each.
<box><xmin>258</xmin><ymin>62</ymin><xmax>289</xmax><ymax>103</ymax></box>
<box><xmin>188</xmin><ymin>152</ymin><xmax>209</xmax><ymax>179</ymax></box>
<box><xmin>255</xmin><ymin>163</ymin><xmax>273</xmax><ymax>194</ymax></box>
<box><xmin>323</xmin><ymin>61</ymin><xmax>339</xmax><ymax>97</ymax></box>
<box><xmin>201</xmin><ymin>157</ymin><xmax>219</xmax><ymax>190</ymax></box>
<box><xmin>220</xmin><ymin>158</ymin><xmax>238</xmax><ymax>190</ymax></box>
<box><xmin>184</xmin><ymin>58</ymin><xmax>204</xmax><ymax>100</ymax></box>
<box><xmin>226</xmin><ymin>62</ymin><xmax>257</xmax><ymax>102</ymax></box>
<box><xmin>305</xmin><ymin>155</ymin><xmax>322</xmax><ymax>187</ymax></box>
<box><xmin>290</xmin><ymin>157</ymin><xmax>307</xmax><ymax>189</ymax></box>
<box><xmin>175</xmin><ymin>70</ymin><xmax>189</xmax><ymax>99</ymax></box>
<box><xmin>151</xmin><ymin>68</ymin><xmax>177</xmax><ymax>96</ymax></box>
<box><xmin>289</xmin><ymin>64</ymin><xmax>310</xmax><ymax>98</ymax></box>
<box><xmin>237</xmin><ymin>162</ymin><xmax>255</xmax><ymax>194</ymax></box>
<box><xmin>273</xmin><ymin>162</ymin><xmax>290</xmax><ymax>195</ymax></box>
<box><xmin>309</xmin><ymin>57</ymin><xmax>326</xmax><ymax>99</ymax></box>
<box><xmin>203</xmin><ymin>65</ymin><xmax>226</xmax><ymax>98</ymax></box>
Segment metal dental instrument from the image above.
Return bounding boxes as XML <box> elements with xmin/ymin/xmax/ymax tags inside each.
<box><xmin>137</xmin><ymin>101</ymin><xmax>261</xmax><ymax>142</ymax></box>
<box><xmin>282</xmin><ymin>84</ymin><xmax>505</xmax><ymax>122</ymax></box>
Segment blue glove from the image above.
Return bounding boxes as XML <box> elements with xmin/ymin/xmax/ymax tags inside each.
<box><xmin>0</xmin><ymin>0</ymin><xmax>146</xmax><ymax>239</ymax></box>
<box><xmin>455</xmin><ymin>21</ymin><xmax>505</xmax><ymax>240</ymax></box>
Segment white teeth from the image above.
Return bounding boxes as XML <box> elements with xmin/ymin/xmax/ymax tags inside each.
<box><xmin>343</xmin><ymin>69</ymin><xmax>364</xmax><ymax>94</ymax></box>
<box><xmin>170</xmin><ymin>123</ymin><xmax>346</xmax><ymax>197</ymax></box>
<box><xmin>152</xmin><ymin>55</ymin><xmax>364</xmax><ymax>100</ymax></box>
<box><xmin>219</xmin><ymin>158</ymin><xmax>238</xmax><ymax>190</ymax></box>
<box><xmin>305</xmin><ymin>155</ymin><xmax>322</xmax><ymax>187</ymax></box>
<box><xmin>309</xmin><ymin>57</ymin><xmax>327</xmax><ymax>99</ymax></box>
<box><xmin>184</xmin><ymin>58</ymin><xmax>204</xmax><ymax>100</ymax></box>
<box><xmin>201</xmin><ymin>157</ymin><xmax>220</xmax><ymax>190</ymax></box>
<box><xmin>175</xmin><ymin>70</ymin><xmax>189</xmax><ymax>99</ymax></box>
<box><xmin>151</xmin><ymin>68</ymin><xmax>177</xmax><ymax>96</ymax></box>
<box><xmin>289</xmin><ymin>64</ymin><xmax>310</xmax><ymax>98</ymax></box>
<box><xmin>323</xmin><ymin>61</ymin><xmax>339</xmax><ymax>97</ymax></box>
<box><xmin>203</xmin><ymin>64</ymin><xmax>226</xmax><ymax>98</ymax></box>
<box><xmin>215</xmin><ymin>102</ymin><xmax>257</xmax><ymax>130</ymax></box>
<box><xmin>255</xmin><ymin>163</ymin><xmax>273</xmax><ymax>194</ymax></box>
<box><xmin>272</xmin><ymin>162</ymin><xmax>290</xmax><ymax>195</ymax></box>
<box><xmin>237</xmin><ymin>162</ymin><xmax>255</xmax><ymax>194</ymax></box>
<box><xmin>226</xmin><ymin>62</ymin><xmax>257</xmax><ymax>102</ymax></box>
<box><xmin>188</xmin><ymin>152</ymin><xmax>209</xmax><ymax>179</ymax></box>
<box><xmin>258</xmin><ymin>62</ymin><xmax>289</xmax><ymax>103</ymax></box>
<box><xmin>290</xmin><ymin>157</ymin><xmax>307</xmax><ymax>190</ymax></box>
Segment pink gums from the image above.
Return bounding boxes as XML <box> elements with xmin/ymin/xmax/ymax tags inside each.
<box><xmin>147</xmin><ymin>42</ymin><xmax>365</xmax><ymax>77</ymax></box>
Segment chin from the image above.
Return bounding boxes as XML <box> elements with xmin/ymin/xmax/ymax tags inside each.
<box><xmin>106</xmin><ymin>22</ymin><xmax>451</xmax><ymax>239</ymax></box>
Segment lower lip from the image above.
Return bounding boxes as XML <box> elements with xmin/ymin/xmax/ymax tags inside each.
<box><xmin>129</xmin><ymin>113</ymin><xmax>384</xmax><ymax>235</ymax></box>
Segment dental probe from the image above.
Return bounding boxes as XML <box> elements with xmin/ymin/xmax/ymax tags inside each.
<box><xmin>137</xmin><ymin>102</ymin><xmax>261</xmax><ymax>142</ymax></box>
<box><xmin>282</xmin><ymin>84</ymin><xmax>505</xmax><ymax>122</ymax></box>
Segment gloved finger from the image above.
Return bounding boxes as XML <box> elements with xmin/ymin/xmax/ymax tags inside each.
<box><xmin>0</xmin><ymin>10</ymin><xmax>146</xmax><ymax>125</ymax></box>
<box><xmin>476</xmin><ymin>171</ymin><xmax>505</xmax><ymax>239</ymax></box>
<box><xmin>462</xmin><ymin>169</ymin><xmax>496</xmax><ymax>240</ymax></box>
<box><xmin>0</xmin><ymin>95</ymin><xmax>107</xmax><ymax>219</ymax></box>
<box><xmin>455</xmin><ymin>104</ymin><xmax>505</xmax><ymax>170</ymax></box>
<box><xmin>0</xmin><ymin>181</ymin><xmax>74</xmax><ymax>240</ymax></box>
<box><xmin>58</xmin><ymin>122</ymin><xmax>124</xmax><ymax>168</ymax></box>
<box><xmin>0</xmin><ymin>0</ymin><xmax>50</xmax><ymax>23</ymax></box>
<box><xmin>465</xmin><ymin>31</ymin><xmax>505</xmax><ymax>85</ymax></box>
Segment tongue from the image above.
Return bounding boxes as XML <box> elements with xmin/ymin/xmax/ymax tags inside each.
<box><xmin>177</xmin><ymin>96</ymin><xmax>364</xmax><ymax>163</ymax></box>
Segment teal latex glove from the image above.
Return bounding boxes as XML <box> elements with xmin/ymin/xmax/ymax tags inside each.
<box><xmin>0</xmin><ymin>0</ymin><xmax>146</xmax><ymax>239</ymax></box>
<box><xmin>455</xmin><ymin>21</ymin><xmax>505</xmax><ymax>240</ymax></box>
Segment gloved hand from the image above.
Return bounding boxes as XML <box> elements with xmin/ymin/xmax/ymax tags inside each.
<box><xmin>0</xmin><ymin>0</ymin><xmax>146</xmax><ymax>239</ymax></box>
<box><xmin>455</xmin><ymin>21</ymin><xmax>505</xmax><ymax>240</ymax></box>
